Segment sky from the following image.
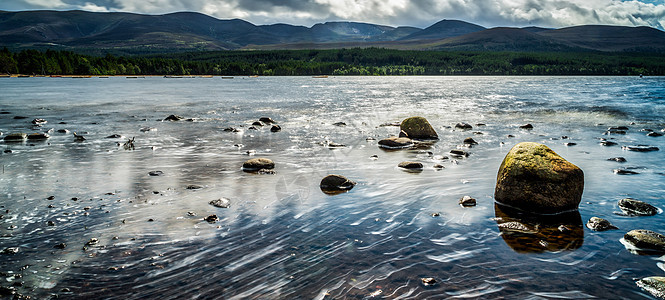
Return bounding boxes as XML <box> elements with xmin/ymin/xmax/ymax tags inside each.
<box><xmin>1</xmin><ymin>0</ymin><xmax>664</xmax><ymax>30</ymax></box>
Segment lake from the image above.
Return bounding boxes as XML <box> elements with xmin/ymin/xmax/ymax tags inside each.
<box><xmin>1</xmin><ymin>76</ymin><xmax>664</xmax><ymax>299</ymax></box>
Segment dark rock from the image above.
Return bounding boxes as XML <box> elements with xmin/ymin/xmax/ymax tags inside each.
<box><xmin>47</xmin><ymin>221</ymin><xmax>55</xmax><ymax>226</ymax></box>
<box><xmin>647</xmin><ymin>132</ymin><xmax>663</xmax><ymax>137</ymax></box>
<box><xmin>463</xmin><ymin>137</ymin><xmax>478</xmax><ymax>145</ymax></box>
<box><xmin>243</xmin><ymin>158</ymin><xmax>275</xmax><ymax>171</ymax></box>
<box><xmin>3</xmin><ymin>133</ymin><xmax>26</xmax><ymax>142</ymax></box>
<box><xmin>259</xmin><ymin>117</ymin><xmax>275</xmax><ymax>124</ymax></box>
<box><xmin>252</xmin><ymin>121</ymin><xmax>263</xmax><ymax>126</ymax></box>
<box><xmin>636</xmin><ymin>277</ymin><xmax>665</xmax><ymax>299</ymax></box>
<box><xmin>624</xmin><ymin>230</ymin><xmax>665</xmax><ymax>253</ymax></box>
<box><xmin>106</xmin><ymin>134</ymin><xmax>122</xmax><ymax>138</ymax></box>
<box><xmin>614</xmin><ymin>169</ymin><xmax>639</xmax><ymax>175</ymax></box>
<box><xmin>270</xmin><ymin>125</ymin><xmax>281</xmax><ymax>132</ymax></box>
<box><xmin>164</xmin><ymin>115</ymin><xmax>184</xmax><ymax>121</ymax></box>
<box><xmin>449</xmin><ymin>149</ymin><xmax>468</xmax><ymax>158</ymax></box>
<box><xmin>204</xmin><ymin>214</ymin><xmax>219</xmax><ymax>223</ymax></box>
<box><xmin>85</xmin><ymin>238</ymin><xmax>99</xmax><ymax>246</ymax></box>
<box><xmin>13</xmin><ymin>116</ymin><xmax>28</xmax><ymax>119</ymax></box>
<box><xmin>622</xmin><ymin>145</ymin><xmax>659</xmax><ymax>152</ymax></box>
<box><xmin>400</xmin><ymin>117</ymin><xmax>438</xmax><ymax>140</ymax></box>
<box><xmin>320</xmin><ymin>175</ymin><xmax>356</xmax><ymax>193</ymax></box>
<box><xmin>609</xmin><ymin>126</ymin><xmax>629</xmax><ymax>131</ymax></box>
<box><xmin>54</xmin><ymin>243</ymin><xmax>66</xmax><ymax>249</ymax></box>
<box><xmin>248</xmin><ymin>126</ymin><xmax>258</xmax><ymax>130</ymax></box>
<box><xmin>586</xmin><ymin>217</ymin><xmax>618</xmax><ymax>231</ymax></box>
<box><xmin>600</xmin><ymin>140</ymin><xmax>617</xmax><ymax>146</ymax></box>
<box><xmin>73</xmin><ymin>132</ymin><xmax>86</xmax><ymax>141</ymax></box>
<box><xmin>2</xmin><ymin>149</ymin><xmax>10</xmax><ymax>153</ymax></box>
<box><xmin>378</xmin><ymin>136</ymin><xmax>414</xmax><ymax>149</ymax></box>
<box><xmin>327</xmin><ymin>142</ymin><xmax>345</xmax><ymax>148</ymax></box>
<box><xmin>455</xmin><ymin>122</ymin><xmax>473</xmax><ymax>130</ymax></box>
<box><xmin>398</xmin><ymin>161</ymin><xmax>423</xmax><ymax>170</ymax></box>
<box><xmin>369</xmin><ymin>154</ymin><xmax>378</xmax><ymax>160</ymax></box>
<box><xmin>494</xmin><ymin>142</ymin><xmax>584</xmax><ymax>214</ymax></box>
<box><xmin>148</xmin><ymin>171</ymin><xmax>164</xmax><ymax>176</ymax></box>
<box><xmin>57</xmin><ymin>129</ymin><xmax>70</xmax><ymax>134</ymax></box>
<box><xmin>459</xmin><ymin>196</ymin><xmax>477</xmax><ymax>207</ymax></box>
<box><xmin>223</xmin><ymin>127</ymin><xmax>239</xmax><ymax>132</ymax></box>
<box><xmin>519</xmin><ymin>124</ymin><xmax>534</xmax><ymax>129</ymax></box>
<box><xmin>186</xmin><ymin>185</ymin><xmax>203</xmax><ymax>190</ymax></box>
<box><xmin>140</xmin><ymin>127</ymin><xmax>156</xmax><ymax>132</ymax></box>
<box><xmin>332</xmin><ymin>122</ymin><xmax>346</xmax><ymax>126</ymax></box>
<box><xmin>47</xmin><ymin>195</ymin><xmax>55</xmax><ymax>200</ymax></box>
<box><xmin>209</xmin><ymin>198</ymin><xmax>231</xmax><ymax>208</ymax></box>
<box><xmin>31</xmin><ymin>118</ymin><xmax>47</xmax><ymax>125</ymax></box>
<box><xmin>421</xmin><ymin>277</ymin><xmax>437</xmax><ymax>286</ymax></box>
<box><xmin>608</xmin><ymin>157</ymin><xmax>626</xmax><ymax>162</ymax></box>
<box><xmin>564</xmin><ymin>142</ymin><xmax>576</xmax><ymax>146</ymax></box>
<box><xmin>26</xmin><ymin>132</ymin><xmax>49</xmax><ymax>140</ymax></box>
<box><xmin>618</xmin><ymin>198</ymin><xmax>658</xmax><ymax>216</ymax></box>
<box><xmin>1</xmin><ymin>247</ymin><xmax>19</xmax><ymax>255</ymax></box>
<box><xmin>433</xmin><ymin>164</ymin><xmax>445</xmax><ymax>170</ymax></box>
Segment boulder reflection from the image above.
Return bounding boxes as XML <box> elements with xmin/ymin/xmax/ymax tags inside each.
<box><xmin>494</xmin><ymin>203</ymin><xmax>584</xmax><ymax>253</ymax></box>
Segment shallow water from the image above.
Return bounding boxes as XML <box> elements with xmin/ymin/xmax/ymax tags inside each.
<box><xmin>0</xmin><ymin>76</ymin><xmax>664</xmax><ymax>299</ymax></box>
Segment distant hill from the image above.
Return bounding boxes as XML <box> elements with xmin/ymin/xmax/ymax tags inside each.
<box><xmin>1</xmin><ymin>10</ymin><xmax>664</xmax><ymax>54</ymax></box>
<box><xmin>398</xmin><ymin>19</ymin><xmax>485</xmax><ymax>40</ymax></box>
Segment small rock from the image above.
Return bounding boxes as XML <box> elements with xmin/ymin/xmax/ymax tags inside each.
<box><xmin>622</xmin><ymin>145</ymin><xmax>659</xmax><ymax>152</ymax></box>
<box><xmin>586</xmin><ymin>217</ymin><xmax>618</xmax><ymax>231</ymax></box>
<box><xmin>564</xmin><ymin>142</ymin><xmax>576</xmax><ymax>146</ymax></box>
<box><xmin>378</xmin><ymin>137</ymin><xmax>414</xmax><ymax>149</ymax></box>
<box><xmin>320</xmin><ymin>175</ymin><xmax>356</xmax><ymax>193</ymax></box>
<box><xmin>223</xmin><ymin>127</ymin><xmax>239</xmax><ymax>132</ymax></box>
<box><xmin>204</xmin><ymin>214</ymin><xmax>219</xmax><ymax>223</ymax></box>
<box><xmin>242</xmin><ymin>158</ymin><xmax>275</xmax><ymax>171</ymax></box>
<box><xmin>47</xmin><ymin>195</ymin><xmax>55</xmax><ymax>200</ymax></box>
<box><xmin>259</xmin><ymin>117</ymin><xmax>275</xmax><ymax>124</ymax></box>
<box><xmin>369</xmin><ymin>154</ymin><xmax>378</xmax><ymax>160</ymax></box>
<box><xmin>140</xmin><ymin>127</ymin><xmax>156</xmax><ymax>132</ymax></box>
<box><xmin>607</xmin><ymin>157</ymin><xmax>626</xmax><ymax>162</ymax></box>
<box><xmin>186</xmin><ymin>185</ymin><xmax>203</xmax><ymax>190</ymax></box>
<box><xmin>455</xmin><ymin>122</ymin><xmax>473</xmax><ymax>130</ymax></box>
<box><xmin>53</xmin><ymin>243</ymin><xmax>66</xmax><ymax>249</ymax></box>
<box><xmin>647</xmin><ymin>132</ymin><xmax>663</xmax><ymax>137</ymax></box>
<box><xmin>164</xmin><ymin>115</ymin><xmax>184</xmax><ymax>121</ymax></box>
<box><xmin>614</xmin><ymin>169</ymin><xmax>639</xmax><ymax>175</ymax></box>
<box><xmin>73</xmin><ymin>132</ymin><xmax>86</xmax><ymax>141</ymax></box>
<box><xmin>421</xmin><ymin>277</ymin><xmax>437</xmax><ymax>286</ymax></box>
<box><xmin>3</xmin><ymin>133</ymin><xmax>27</xmax><ymax>142</ymax></box>
<box><xmin>258</xmin><ymin>169</ymin><xmax>275</xmax><ymax>175</ymax></box>
<box><xmin>248</xmin><ymin>126</ymin><xmax>258</xmax><ymax>130</ymax></box>
<box><xmin>106</xmin><ymin>134</ymin><xmax>122</xmax><ymax>138</ymax></box>
<box><xmin>433</xmin><ymin>164</ymin><xmax>445</xmax><ymax>170</ymax></box>
<box><xmin>618</xmin><ymin>198</ymin><xmax>658</xmax><ymax>216</ymax></box>
<box><xmin>459</xmin><ymin>196</ymin><xmax>477</xmax><ymax>207</ymax></box>
<box><xmin>31</xmin><ymin>118</ymin><xmax>47</xmax><ymax>125</ymax></box>
<box><xmin>47</xmin><ymin>221</ymin><xmax>55</xmax><ymax>226</ymax></box>
<box><xmin>398</xmin><ymin>161</ymin><xmax>423</xmax><ymax>170</ymax></box>
<box><xmin>519</xmin><ymin>124</ymin><xmax>534</xmax><ymax>129</ymax></box>
<box><xmin>209</xmin><ymin>198</ymin><xmax>231</xmax><ymax>208</ymax></box>
<box><xmin>270</xmin><ymin>125</ymin><xmax>281</xmax><ymax>132</ymax></box>
<box><xmin>449</xmin><ymin>149</ymin><xmax>468</xmax><ymax>158</ymax></box>
<box><xmin>333</xmin><ymin>122</ymin><xmax>346</xmax><ymax>126</ymax></box>
<box><xmin>431</xmin><ymin>212</ymin><xmax>440</xmax><ymax>217</ymax></box>
<box><xmin>463</xmin><ymin>137</ymin><xmax>478</xmax><ymax>145</ymax></box>
<box><xmin>85</xmin><ymin>238</ymin><xmax>99</xmax><ymax>246</ymax></box>
<box><xmin>624</xmin><ymin>230</ymin><xmax>665</xmax><ymax>252</ymax></box>
<box><xmin>636</xmin><ymin>277</ymin><xmax>665</xmax><ymax>299</ymax></box>
<box><xmin>327</xmin><ymin>142</ymin><xmax>346</xmax><ymax>148</ymax></box>
<box><xmin>148</xmin><ymin>171</ymin><xmax>164</xmax><ymax>176</ymax></box>
<box><xmin>27</xmin><ymin>132</ymin><xmax>50</xmax><ymax>140</ymax></box>
<box><xmin>1</xmin><ymin>247</ymin><xmax>19</xmax><ymax>255</ymax></box>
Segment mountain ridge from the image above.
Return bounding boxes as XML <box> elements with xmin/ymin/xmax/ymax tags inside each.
<box><xmin>1</xmin><ymin>10</ymin><xmax>664</xmax><ymax>54</ymax></box>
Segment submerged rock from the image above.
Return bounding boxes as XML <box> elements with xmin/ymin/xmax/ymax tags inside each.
<box><xmin>164</xmin><ymin>115</ymin><xmax>184</xmax><ymax>121</ymax></box>
<box><xmin>398</xmin><ymin>161</ymin><xmax>424</xmax><ymax>170</ymax></box>
<box><xmin>223</xmin><ymin>127</ymin><xmax>239</xmax><ymax>132</ymax></box>
<box><xmin>600</xmin><ymin>140</ymin><xmax>618</xmax><ymax>146</ymax></box>
<box><xmin>3</xmin><ymin>133</ymin><xmax>26</xmax><ymax>142</ymax></box>
<box><xmin>647</xmin><ymin>132</ymin><xmax>663</xmax><ymax>137</ymax></box>
<box><xmin>607</xmin><ymin>157</ymin><xmax>626</xmax><ymax>162</ymax></box>
<box><xmin>320</xmin><ymin>175</ymin><xmax>356</xmax><ymax>194</ymax></box>
<box><xmin>378</xmin><ymin>137</ymin><xmax>414</xmax><ymax>149</ymax></box>
<box><xmin>186</xmin><ymin>185</ymin><xmax>203</xmax><ymax>190</ymax></box>
<box><xmin>252</xmin><ymin>121</ymin><xmax>263</xmax><ymax>126</ymax></box>
<box><xmin>148</xmin><ymin>171</ymin><xmax>164</xmax><ymax>176</ymax></box>
<box><xmin>494</xmin><ymin>142</ymin><xmax>584</xmax><ymax>214</ymax></box>
<box><xmin>614</xmin><ymin>169</ymin><xmax>639</xmax><ymax>175</ymax></box>
<box><xmin>586</xmin><ymin>217</ymin><xmax>618</xmax><ymax>231</ymax></box>
<box><xmin>270</xmin><ymin>125</ymin><xmax>281</xmax><ymax>132</ymax></box>
<box><xmin>27</xmin><ymin>133</ymin><xmax>49</xmax><ymax>140</ymax></box>
<box><xmin>209</xmin><ymin>198</ymin><xmax>231</xmax><ymax>208</ymax></box>
<box><xmin>400</xmin><ymin>117</ymin><xmax>438</xmax><ymax>140</ymax></box>
<box><xmin>624</xmin><ymin>230</ymin><xmax>665</xmax><ymax>253</ymax></box>
<box><xmin>519</xmin><ymin>124</ymin><xmax>534</xmax><ymax>129</ymax></box>
<box><xmin>637</xmin><ymin>277</ymin><xmax>665</xmax><ymax>299</ymax></box>
<box><xmin>622</xmin><ymin>145</ymin><xmax>659</xmax><ymax>152</ymax></box>
<box><xmin>242</xmin><ymin>158</ymin><xmax>275</xmax><ymax>171</ymax></box>
<box><xmin>618</xmin><ymin>198</ymin><xmax>658</xmax><ymax>216</ymax></box>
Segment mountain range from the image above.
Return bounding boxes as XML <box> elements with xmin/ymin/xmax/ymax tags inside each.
<box><xmin>1</xmin><ymin>10</ymin><xmax>664</xmax><ymax>54</ymax></box>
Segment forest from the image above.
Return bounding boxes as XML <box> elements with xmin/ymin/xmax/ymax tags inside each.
<box><xmin>1</xmin><ymin>47</ymin><xmax>663</xmax><ymax>76</ymax></box>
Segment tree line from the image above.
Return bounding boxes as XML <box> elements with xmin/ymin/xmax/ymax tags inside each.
<box><xmin>1</xmin><ymin>47</ymin><xmax>663</xmax><ymax>76</ymax></box>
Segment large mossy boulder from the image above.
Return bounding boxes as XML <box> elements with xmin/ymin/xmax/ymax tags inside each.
<box><xmin>400</xmin><ymin>117</ymin><xmax>438</xmax><ymax>140</ymax></box>
<box><xmin>494</xmin><ymin>142</ymin><xmax>584</xmax><ymax>214</ymax></box>
<box><xmin>624</xmin><ymin>229</ymin><xmax>665</xmax><ymax>253</ymax></box>
<box><xmin>637</xmin><ymin>277</ymin><xmax>665</xmax><ymax>299</ymax></box>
